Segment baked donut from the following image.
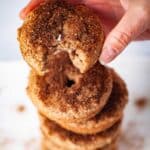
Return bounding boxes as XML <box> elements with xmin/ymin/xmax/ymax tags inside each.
<box><xmin>57</xmin><ymin>69</ymin><xmax>128</xmax><ymax>134</ymax></box>
<box><xmin>41</xmin><ymin>137</ymin><xmax>66</xmax><ymax>150</ymax></box>
<box><xmin>27</xmin><ymin>52</ymin><xmax>112</xmax><ymax>122</ymax></box>
<box><xmin>39</xmin><ymin>114</ymin><xmax>121</xmax><ymax>150</ymax></box>
<box><xmin>41</xmin><ymin>137</ymin><xmax>117</xmax><ymax>150</ymax></box>
<box><xmin>18</xmin><ymin>0</ymin><xmax>104</xmax><ymax>75</ymax></box>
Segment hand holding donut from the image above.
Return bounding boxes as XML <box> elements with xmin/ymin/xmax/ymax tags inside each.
<box><xmin>20</xmin><ymin>0</ymin><xmax>150</xmax><ymax>64</ymax></box>
<box><xmin>18</xmin><ymin>1</ymin><xmax>129</xmax><ymax>148</ymax></box>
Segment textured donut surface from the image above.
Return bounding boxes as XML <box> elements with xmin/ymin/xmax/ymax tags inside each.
<box><xmin>42</xmin><ymin>137</ymin><xmax>117</xmax><ymax>150</ymax></box>
<box><xmin>27</xmin><ymin>52</ymin><xmax>113</xmax><ymax>122</ymax></box>
<box><xmin>18</xmin><ymin>0</ymin><xmax>104</xmax><ymax>75</ymax></box>
<box><xmin>58</xmin><ymin>69</ymin><xmax>128</xmax><ymax>134</ymax></box>
<box><xmin>39</xmin><ymin>113</ymin><xmax>120</xmax><ymax>150</ymax></box>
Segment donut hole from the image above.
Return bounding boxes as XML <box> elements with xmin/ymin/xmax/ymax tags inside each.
<box><xmin>66</xmin><ymin>78</ymin><xmax>75</xmax><ymax>87</ymax></box>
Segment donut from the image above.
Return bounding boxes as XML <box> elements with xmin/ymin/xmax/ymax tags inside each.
<box><xmin>41</xmin><ymin>137</ymin><xmax>117</xmax><ymax>150</ymax></box>
<box><xmin>18</xmin><ymin>0</ymin><xmax>104</xmax><ymax>75</ymax></box>
<box><xmin>27</xmin><ymin>52</ymin><xmax>112</xmax><ymax>122</ymax></box>
<box><xmin>39</xmin><ymin>113</ymin><xmax>121</xmax><ymax>150</ymax></box>
<box><xmin>41</xmin><ymin>137</ymin><xmax>66</xmax><ymax>150</ymax></box>
<box><xmin>57</xmin><ymin>69</ymin><xmax>128</xmax><ymax>134</ymax></box>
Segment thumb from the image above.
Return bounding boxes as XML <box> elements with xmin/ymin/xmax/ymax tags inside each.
<box><xmin>20</xmin><ymin>0</ymin><xmax>44</xmax><ymax>19</ymax></box>
<box><xmin>100</xmin><ymin>6</ymin><xmax>149</xmax><ymax>64</ymax></box>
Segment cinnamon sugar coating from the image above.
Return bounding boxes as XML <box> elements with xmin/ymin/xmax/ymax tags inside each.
<box><xmin>57</xmin><ymin>69</ymin><xmax>128</xmax><ymax>134</ymax></box>
<box><xmin>40</xmin><ymin>113</ymin><xmax>120</xmax><ymax>150</ymax></box>
<box><xmin>18</xmin><ymin>0</ymin><xmax>104</xmax><ymax>75</ymax></box>
<box><xmin>27</xmin><ymin>52</ymin><xmax>112</xmax><ymax>122</ymax></box>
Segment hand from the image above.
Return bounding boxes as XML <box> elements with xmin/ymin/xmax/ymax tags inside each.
<box><xmin>20</xmin><ymin>0</ymin><xmax>150</xmax><ymax>64</ymax></box>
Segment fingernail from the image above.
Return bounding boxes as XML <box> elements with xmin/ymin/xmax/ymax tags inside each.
<box><xmin>20</xmin><ymin>7</ymin><xmax>27</xmax><ymax>19</ymax></box>
<box><xmin>99</xmin><ymin>59</ymin><xmax>106</xmax><ymax>65</ymax></box>
<box><xmin>99</xmin><ymin>48</ymin><xmax>115</xmax><ymax>64</ymax></box>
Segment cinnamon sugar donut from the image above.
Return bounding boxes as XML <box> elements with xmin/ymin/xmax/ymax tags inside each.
<box><xmin>41</xmin><ymin>138</ymin><xmax>66</xmax><ymax>150</ymax></box>
<box><xmin>27</xmin><ymin>52</ymin><xmax>112</xmax><ymax>122</ymax></box>
<box><xmin>39</xmin><ymin>114</ymin><xmax>120</xmax><ymax>150</ymax></box>
<box><xmin>41</xmin><ymin>137</ymin><xmax>117</xmax><ymax>150</ymax></box>
<box><xmin>18</xmin><ymin>0</ymin><xmax>104</xmax><ymax>75</ymax></box>
<box><xmin>57</xmin><ymin>69</ymin><xmax>128</xmax><ymax>134</ymax></box>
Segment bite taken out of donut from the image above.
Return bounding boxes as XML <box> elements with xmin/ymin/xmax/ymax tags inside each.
<box><xmin>18</xmin><ymin>0</ymin><xmax>104</xmax><ymax>75</ymax></box>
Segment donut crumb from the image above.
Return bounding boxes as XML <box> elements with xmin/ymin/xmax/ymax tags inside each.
<box><xmin>134</xmin><ymin>97</ymin><xmax>148</xmax><ymax>110</ymax></box>
<box><xmin>17</xmin><ymin>104</ymin><xmax>26</xmax><ymax>112</ymax></box>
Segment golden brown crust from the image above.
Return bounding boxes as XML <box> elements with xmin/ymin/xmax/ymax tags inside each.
<box><xmin>18</xmin><ymin>0</ymin><xmax>104</xmax><ymax>75</ymax></box>
<box><xmin>57</xmin><ymin>69</ymin><xmax>128</xmax><ymax>134</ymax></box>
<box><xmin>41</xmin><ymin>137</ymin><xmax>66</xmax><ymax>150</ymax></box>
<box><xmin>41</xmin><ymin>137</ymin><xmax>117</xmax><ymax>150</ymax></box>
<box><xmin>27</xmin><ymin>57</ymin><xmax>112</xmax><ymax>122</ymax></box>
<box><xmin>39</xmin><ymin>114</ymin><xmax>121</xmax><ymax>150</ymax></box>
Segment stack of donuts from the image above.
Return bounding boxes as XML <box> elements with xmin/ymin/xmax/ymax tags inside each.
<box><xmin>18</xmin><ymin>0</ymin><xmax>128</xmax><ymax>150</ymax></box>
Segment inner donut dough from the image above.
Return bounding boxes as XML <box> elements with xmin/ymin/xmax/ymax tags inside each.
<box><xmin>18</xmin><ymin>0</ymin><xmax>104</xmax><ymax>75</ymax></box>
<box><xmin>27</xmin><ymin>52</ymin><xmax>113</xmax><ymax>123</ymax></box>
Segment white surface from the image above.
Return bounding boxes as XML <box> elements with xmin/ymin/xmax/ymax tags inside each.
<box><xmin>110</xmin><ymin>56</ymin><xmax>150</xmax><ymax>150</ymax></box>
<box><xmin>0</xmin><ymin>62</ymin><xmax>40</xmax><ymax>150</ymax></box>
<box><xmin>0</xmin><ymin>0</ymin><xmax>27</xmax><ymax>61</ymax></box>
<box><xmin>0</xmin><ymin>58</ymin><xmax>150</xmax><ymax>150</ymax></box>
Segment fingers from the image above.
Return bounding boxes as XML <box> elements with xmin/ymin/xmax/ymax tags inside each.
<box><xmin>68</xmin><ymin>0</ymin><xmax>81</xmax><ymax>4</ymax></box>
<box><xmin>20</xmin><ymin>0</ymin><xmax>44</xmax><ymax>19</ymax></box>
<box><xmin>136</xmin><ymin>29</ymin><xmax>150</xmax><ymax>40</ymax></box>
<box><xmin>20</xmin><ymin>0</ymin><xmax>81</xmax><ymax>19</ymax></box>
<box><xmin>100</xmin><ymin>6</ymin><xmax>149</xmax><ymax>64</ymax></box>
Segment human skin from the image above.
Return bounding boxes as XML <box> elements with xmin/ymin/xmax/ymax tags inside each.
<box><xmin>20</xmin><ymin>0</ymin><xmax>150</xmax><ymax>64</ymax></box>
